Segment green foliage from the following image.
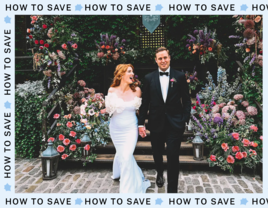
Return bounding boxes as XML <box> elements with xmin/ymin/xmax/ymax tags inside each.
<box><xmin>15</xmin><ymin>93</ymin><xmax>46</xmax><ymax>158</ymax></box>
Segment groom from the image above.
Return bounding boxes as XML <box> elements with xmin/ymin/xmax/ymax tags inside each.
<box><xmin>138</xmin><ymin>47</ymin><xmax>191</xmax><ymax>193</ymax></box>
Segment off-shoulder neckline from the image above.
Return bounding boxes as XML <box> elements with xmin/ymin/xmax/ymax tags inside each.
<box><xmin>108</xmin><ymin>92</ymin><xmax>141</xmax><ymax>102</ymax></box>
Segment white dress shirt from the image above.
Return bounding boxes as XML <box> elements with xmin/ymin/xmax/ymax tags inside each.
<box><xmin>159</xmin><ymin>67</ymin><xmax>170</xmax><ymax>103</ymax></box>
<box><xmin>138</xmin><ymin>67</ymin><xmax>170</xmax><ymax>128</ymax></box>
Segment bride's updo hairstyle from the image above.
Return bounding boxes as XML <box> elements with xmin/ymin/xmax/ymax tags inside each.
<box><xmin>110</xmin><ymin>64</ymin><xmax>136</xmax><ymax>92</ymax></box>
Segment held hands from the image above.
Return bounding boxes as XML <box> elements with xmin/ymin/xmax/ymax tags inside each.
<box><xmin>138</xmin><ymin>126</ymin><xmax>147</xmax><ymax>138</ymax></box>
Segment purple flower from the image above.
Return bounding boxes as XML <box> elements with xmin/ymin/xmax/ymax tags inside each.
<box><xmin>189</xmin><ymin>40</ymin><xmax>194</xmax><ymax>44</ymax></box>
<box><xmin>71</xmin><ymin>33</ymin><xmax>76</xmax><ymax>37</ymax></box>
<box><xmin>235</xmin><ymin>43</ymin><xmax>245</xmax><ymax>47</ymax></box>
<box><xmin>48</xmin><ymin>77</ymin><xmax>51</xmax><ymax>89</ymax></box>
<box><xmin>121</xmin><ymin>39</ymin><xmax>126</xmax><ymax>43</ymax></box>
<box><xmin>186</xmin><ymin>44</ymin><xmax>190</xmax><ymax>48</ymax></box>
<box><xmin>120</xmin><ymin>46</ymin><xmax>124</xmax><ymax>49</ymax></box>
<box><xmin>135</xmin><ymin>75</ymin><xmax>138</xmax><ymax>78</ymax></box>
<box><xmin>194</xmin><ymin>30</ymin><xmax>198</xmax><ymax>34</ymax></box>
<box><xmin>114</xmin><ymin>43</ymin><xmax>118</xmax><ymax>47</ymax></box>
<box><xmin>102</xmin><ymin>34</ymin><xmax>106</xmax><ymax>39</ymax></box>
<box><xmin>229</xmin><ymin>35</ymin><xmax>240</xmax><ymax>39</ymax></box>
<box><xmin>213</xmin><ymin>117</ymin><xmax>223</xmax><ymax>125</ymax></box>
<box><xmin>249</xmin><ymin>54</ymin><xmax>256</xmax><ymax>65</ymax></box>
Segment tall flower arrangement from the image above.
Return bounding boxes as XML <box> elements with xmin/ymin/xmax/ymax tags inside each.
<box><xmin>27</xmin><ymin>15</ymin><xmax>81</xmax><ymax>89</ymax></box>
<box><xmin>186</xmin><ymin>27</ymin><xmax>228</xmax><ymax>65</ymax></box>
<box><xmin>183</xmin><ymin>67</ymin><xmax>203</xmax><ymax>91</ymax></box>
<box><xmin>47</xmin><ymin>80</ymin><xmax>110</xmax><ymax>164</ymax></box>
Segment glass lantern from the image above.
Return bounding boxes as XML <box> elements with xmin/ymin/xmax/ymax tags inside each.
<box><xmin>192</xmin><ymin>132</ymin><xmax>204</xmax><ymax>161</ymax></box>
<box><xmin>81</xmin><ymin>132</ymin><xmax>92</xmax><ymax>156</ymax></box>
<box><xmin>41</xmin><ymin>141</ymin><xmax>60</xmax><ymax>180</ymax></box>
<box><xmin>187</xmin><ymin>108</ymin><xmax>196</xmax><ymax>132</ymax></box>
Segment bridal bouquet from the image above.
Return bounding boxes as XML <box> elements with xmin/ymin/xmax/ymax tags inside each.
<box><xmin>186</xmin><ymin>27</ymin><xmax>228</xmax><ymax>64</ymax></box>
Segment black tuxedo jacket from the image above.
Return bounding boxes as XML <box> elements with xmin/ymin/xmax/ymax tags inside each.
<box><xmin>138</xmin><ymin>68</ymin><xmax>191</xmax><ymax>133</ymax></box>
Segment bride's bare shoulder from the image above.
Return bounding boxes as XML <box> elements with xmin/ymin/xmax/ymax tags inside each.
<box><xmin>134</xmin><ymin>86</ymin><xmax>141</xmax><ymax>97</ymax></box>
<box><xmin>108</xmin><ymin>87</ymin><xmax>117</xmax><ymax>93</ymax></box>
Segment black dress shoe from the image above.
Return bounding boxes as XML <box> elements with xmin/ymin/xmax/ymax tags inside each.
<box><xmin>156</xmin><ymin>174</ymin><xmax>164</xmax><ymax>187</ymax></box>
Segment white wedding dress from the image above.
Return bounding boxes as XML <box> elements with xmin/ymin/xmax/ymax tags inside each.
<box><xmin>105</xmin><ymin>92</ymin><xmax>151</xmax><ymax>193</ymax></box>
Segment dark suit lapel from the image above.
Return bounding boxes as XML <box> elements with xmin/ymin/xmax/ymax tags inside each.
<box><xmin>166</xmin><ymin>68</ymin><xmax>174</xmax><ymax>103</ymax></box>
<box><xmin>154</xmin><ymin>70</ymin><xmax>164</xmax><ymax>104</ymax></box>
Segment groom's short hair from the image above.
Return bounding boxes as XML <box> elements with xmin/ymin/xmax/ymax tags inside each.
<box><xmin>155</xmin><ymin>47</ymin><xmax>169</xmax><ymax>57</ymax></box>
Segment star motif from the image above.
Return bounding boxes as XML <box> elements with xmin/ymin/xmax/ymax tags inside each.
<box><xmin>155</xmin><ymin>198</ymin><xmax>163</xmax><ymax>205</ymax></box>
<box><xmin>75</xmin><ymin>4</ymin><xmax>83</xmax><ymax>11</ymax></box>
<box><xmin>155</xmin><ymin>4</ymin><xmax>163</xmax><ymax>11</ymax></box>
<box><xmin>240</xmin><ymin>198</ymin><xmax>248</xmax><ymax>205</ymax></box>
<box><xmin>75</xmin><ymin>198</ymin><xmax>83</xmax><ymax>205</ymax></box>
<box><xmin>4</xmin><ymin>101</ymin><xmax>11</xmax><ymax>109</ymax></box>
<box><xmin>240</xmin><ymin>4</ymin><xmax>248</xmax><ymax>11</ymax></box>
<box><xmin>4</xmin><ymin>183</ymin><xmax>11</xmax><ymax>191</ymax></box>
<box><xmin>4</xmin><ymin>16</ymin><xmax>11</xmax><ymax>23</ymax></box>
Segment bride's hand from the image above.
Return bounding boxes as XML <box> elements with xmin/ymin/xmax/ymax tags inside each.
<box><xmin>100</xmin><ymin>109</ymin><xmax>106</xmax><ymax>114</ymax></box>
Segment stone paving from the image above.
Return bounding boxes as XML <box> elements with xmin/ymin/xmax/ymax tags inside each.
<box><xmin>15</xmin><ymin>158</ymin><xmax>263</xmax><ymax>194</ymax></box>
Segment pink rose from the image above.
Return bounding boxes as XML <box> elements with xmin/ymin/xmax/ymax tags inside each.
<box><xmin>71</xmin><ymin>43</ymin><xmax>78</xmax><ymax>49</ymax></box>
<box><xmin>234</xmin><ymin>94</ymin><xmax>244</xmax><ymax>100</ymax></box>
<box><xmin>250</xmin><ymin>125</ymin><xmax>258</xmax><ymax>132</ymax></box>
<box><xmin>69</xmin><ymin>131</ymin><xmax>76</xmax><ymax>137</ymax></box>
<box><xmin>84</xmin><ymin>144</ymin><xmax>90</xmax><ymax>151</ymax></box>
<box><xmin>63</xmin><ymin>138</ymin><xmax>70</xmax><ymax>146</ymax></box>
<box><xmin>61</xmin><ymin>154</ymin><xmax>68</xmax><ymax>160</ymax></box>
<box><xmin>58</xmin><ymin>134</ymin><xmax>65</xmax><ymax>141</ymax></box>
<box><xmin>75</xmin><ymin>139</ymin><xmax>81</xmax><ymax>144</ymax></box>
<box><xmin>53</xmin><ymin>114</ymin><xmax>60</xmax><ymax>119</ymax></box>
<box><xmin>249</xmin><ymin>149</ymin><xmax>257</xmax><ymax>156</ymax></box>
<box><xmin>242</xmin><ymin>139</ymin><xmax>250</xmax><ymax>146</ymax></box>
<box><xmin>232</xmin><ymin>133</ymin><xmax>240</xmax><ymax>140</ymax></box>
<box><xmin>226</xmin><ymin>155</ymin><xmax>235</xmax><ymax>164</ymax></box>
<box><xmin>48</xmin><ymin>137</ymin><xmax>55</xmax><ymax>142</ymax></box>
<box><xmin>235</xmin><ymin>152</ymin><xmax>244</xmax><ymax>160</ymax></box>
<box><xmin>246</xmin><ymin>106</ymin><xmax>258</xmax><ymax>116</ymax></box>
<box><xmin>69</xmin><ymin>144</ymin><xmax>77</xmax><ymax>151</ymax></box>
<box><xmin>57</xmin><ymin>145</ymin><xmax>65</xmax><ymax>153</ymax></box>
<box><xmin>221</xmin><ymin>143</ymin><xmax>229</xmax><ymax>152</ymax></box>
<box><xmin>242</xmin><ymin>152</ymin><xmax>247</xmax><ymax>158</ymax></box>
<box><xmin>260</xmin><ymin>136</ymin><xmax>263</xmax><ymax>141</ymax></box>
<box><xmin>212</xmin><ymin>105</ymin><xmax>220</xmax><ymax>113</ymax></box>
<box><xmin>241</xmin><ymin>101</ymin><xmax>249</xmax><ymax>107</ymax></box>
<box><xmin>232</xmin><ymin>146</ymin><xmax>240</xmax><ymax>152</ymax></box>
<box><xmin>210</xmin><ymin>155</ymin><xmax>216</xmax><ymax>162</ymax></box>
<box><xmin>66</xmin><ymin>122</ymin><xmax>73</xmax><ymax>128</ymax></box>
<box><xmin>61</xmin><ymin>43</ymin><xmax>68</xmax><ymax>50</ymax></box>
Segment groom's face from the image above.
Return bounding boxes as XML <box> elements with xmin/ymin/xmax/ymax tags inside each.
<box><xmin>155</xmin><ymin>50</ymin><xmax>170</xmax><ymax>71</ymax></box>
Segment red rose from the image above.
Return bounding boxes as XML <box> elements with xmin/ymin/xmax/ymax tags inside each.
<box><xmin>75</xmin><ymin>139</ymin><xmax>81</xmax><ymax>144</ymax></box>
<box><xmin>105</xmin><ymin>45</ymin><xmax>110</xmax><ymax>50</ymax></box>
<box><xmin>61</xmin><ymin>154</ymin><xmax>68</xmax><ymax>160</ymax></box>
<box><xmin>59</xmin><ymin>134</ymin><xmax>65</xmax><ymax>141</ymax></box>
<box><xmin>53</xmin><ymin>114</ymin><xmax>60</xmax><ymax>119</ymax></box>
<box><xmin>69</xmin><ymin>131</ymin><xmax>76</xmax><ymax>137</ymax></box>
<box><xmin>66</xmin><ymin>121</ymin><xmax>73</xmax><ymax>128</ymax></box>
<box><xmin>205</xmin><ymin>109</ymin><xmax>208</xmax><ymax>113</ymax></box>
<box><xmin>226</xmin><ymin>155</ymin><xmax>235</xmax><ymax>164</ymax></box>
<box><xmin>63</xmin><ymin>138</ymin><xmax>70</xmax><ymax>146</ymax></box>
<box><xmin>199</xmin><ymin>52</ymin><xmax>203</xmax><ymax>55</ymax></box>
<box><xmin>213</xmin><ymin>102</ymin><xmax>216</xmax><ymax>106</ymax></box>
<box><xmin>61</xmin><ymin>43</ymin><xmax>68</xmax><ymax>50</ymax></box>
<box><xmin>196</xmin><ymin>101</ymin><xmax>199</xmax><ymax>105</ymax></box>
<box><xmin>35</xmin><ymin>40</ymin><xmax>39</xmax><ymax>44</ymax></box>
<box><xmin>48</xmin><ymin>137</ymin><xmax>55</xmax><ymax>142</ymax></box>
<box><xmin>42</xmin><ymin>24</ymin><xmax>47</xmax><ymax>29</ymax></box>
<box><xmin>84</xmin><ymin>144</ymin><xmax>90</xmax><ymax>151</ymax></box>
<box><xmin>71</xmin><ymin>43</ymin><xmax>78</xmax><ymax>49</ymax></box>
<box><xmin>29</xmin><ymin>35</ymin><xmax>33</xmax><ymax>39</ymax></box>
<box><xmin>242</xmin><ymin>152</ymin><xmax>247</xmax><ymax>158</ymax></box>
<box><xmin>39</xmin><ymin>40</ymin><xmax>44</xmax><ymax>45</ymax></box>
<box><xmin>232</xmin><ymin>146</ymin><xmax>240</xmax><ymax>152</ymax></box>
<box><xmin>69</xmin><ymin>144</ymin><xmax>77</xmax><ymax>151</ymax></box>
<box><xmin>44</xmin><ymin>43</ymin><xmax>49</xmax><ymax>48</ymax></box>
<box><xmin>235</xmin><ymin>152</ymin><xmax>244</xmax><ymax>160</ymax></box>
<box><xmin>260</xmin><ymin>50</ymin><xmax>262</xmax><ymax>54</ymax></box>
<box><xmin>208</xmin><ymin>47</ymin><xmax>213</xmax><ymax>52</ymax></box>
<box><xmin>39</xmin><ymin>46</ymin><xmax>44</xmax><ymax>50</ymax></box>
<box><xmin>193</xmin><ymin>106</ymin><xmax>196</xmax><ymax>110</ymax></box>
<box><xmin>57</xmin><ymin>145</ymin><xmax>65</xmax><ymax>153</ymax></box>
<box><xmin>232</xmin><ymin>132</ymin><xmax>239</xmax><ymax>140</ymax></box>
<box><xmin>210</xmin><ymin>155</ymin><xmax>216</xmax><ymax>162</ymax></box>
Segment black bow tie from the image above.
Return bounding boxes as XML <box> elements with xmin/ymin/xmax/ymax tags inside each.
<box><xmin>160</xmin><ymin>71</ymin><xmax>169</xmax><ymax>76</ymax></box>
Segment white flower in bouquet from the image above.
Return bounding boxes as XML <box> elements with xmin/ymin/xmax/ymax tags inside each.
<box><xmin>88</xmin><ymin>109</ymin><xmax>95</xmax><ymax>116</ymax></box>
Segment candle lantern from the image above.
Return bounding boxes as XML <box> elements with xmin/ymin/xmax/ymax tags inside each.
<box><xmin>192</xmin><ymin>132</ymin><xmax>204</xmax><ymax>161</ymax></box>
<box><xmin>81</xmin><ymin>132</ymin><xmax>92</xmax><ymax>156</ymax></box>
<box><xmin>41</xmin><ymin>141</ymin><xmax>60</xmax><ymax>180</ymax></box>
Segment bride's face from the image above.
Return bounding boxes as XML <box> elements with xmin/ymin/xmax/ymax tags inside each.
<box><xmin>122</xmin><ymin>67</ymin><xmax>134</xmax><ymax>84</ymax></box>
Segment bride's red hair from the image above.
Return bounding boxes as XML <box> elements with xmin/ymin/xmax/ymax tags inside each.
<box><xmin>110</xmin><ymin>64</ymin><xmax>136</xmax><ymax>92</ymax></box>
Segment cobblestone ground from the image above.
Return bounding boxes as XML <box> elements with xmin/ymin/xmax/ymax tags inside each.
<box><xmin>15</xmin><ymin>158</ymin><xmax>263</xmax><ymax>194</ymax></box>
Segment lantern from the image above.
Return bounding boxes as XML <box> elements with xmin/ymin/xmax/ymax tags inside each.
<box><xmin>81</xmin><ymin>132</ymin><xmax>91</xmax><ymax>156</ymax></box>
<box><xmin>41</xmin><ymin>141</ymin><xmax>60</xmax><ymax>180</ymax></box>
<box><xmin>192</xmin><ymin>132</ymin><xmax>204</xmax><ymax>161</ymax></box>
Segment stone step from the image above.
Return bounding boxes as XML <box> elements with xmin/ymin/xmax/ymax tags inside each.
<box><xmin>138</xmin><ymin>130</ymin><xmax>194</xmax><ymax>141</ymax></box>
<box><xmin>97</xmin><ymin>141</ymin><xmax>192</xmax><ymax>150</ymax></box>
<box><xmin>93</xmin><ymin>154</ymin><xmax>208</xmax><ymax>164</ymax></box>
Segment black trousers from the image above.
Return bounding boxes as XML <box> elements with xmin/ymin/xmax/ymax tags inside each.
<box><xmin>150</xmin><ymin>119</ymin><xmax>185</xmax><ymax>193</ymax></box>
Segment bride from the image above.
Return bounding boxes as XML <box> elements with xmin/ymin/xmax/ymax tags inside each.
<box><xmin>100</xmin><ymin>64</ymin><xmax>151</xmax><ymax>193</ymax></box>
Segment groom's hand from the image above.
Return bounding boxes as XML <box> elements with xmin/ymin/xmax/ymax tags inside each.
<box><xmin>138</xmin><ymin>126</ymin><xmax>147</xmax><ymax>138</ymax></box>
